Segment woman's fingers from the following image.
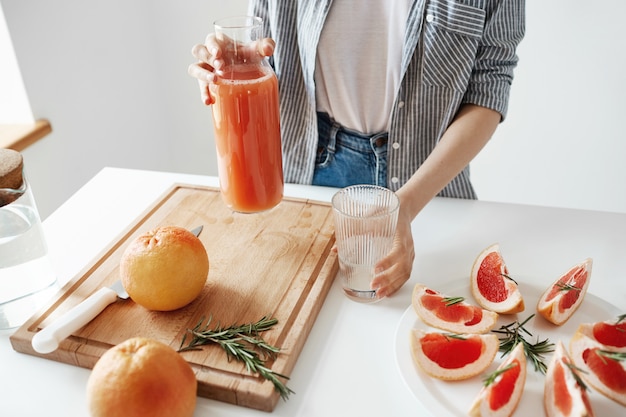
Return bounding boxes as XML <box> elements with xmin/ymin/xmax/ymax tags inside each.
<box><xmin>188</xmin><ymin>60</ymin><xmax>214</xmax><ymax>82</ymax></box>
<box><xmin>257</xmin><ymin>38</ymin><xmax>276</xmax><ymax>57</ymax></box>
<box><xmin>189</xmin><ymin>35</ymin><xmax>275</xmax><ymax>106</ymax></box>
<box><xmin>371</xmin><ymin>210</ymin><xmax>415</xmax><ymax>298</ymax></box>
<box><xmin>372</xmin><ymin>250</ymin><xmax>413</xmax><ymax>299</ymax></box>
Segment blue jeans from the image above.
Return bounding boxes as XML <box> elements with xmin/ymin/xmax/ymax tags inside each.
<box><xmin>312</xmin><ymin>113</ymin><xmax>388</xmax><ymax>188</ymax></box>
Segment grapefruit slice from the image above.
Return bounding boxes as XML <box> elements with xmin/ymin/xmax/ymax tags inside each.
<box><xmin>544</xmin><ymin>341</ymin><xmax>595</xmax><ymax>417</ymax></box>
<box><xmin>470</xmin><ymin>244</ymin><xmax>524</xmax><ymax>314</ymax></box>
<box><xmin>468</xmin><ymin>342</ymin><xmax>527</xmax><ymax>417</ymax></box>
<box><xmin>409</xmin><ymin>329</ymin><xmax>499</xmax><ymax>381</ymax></box>
<box><xmin>574</xmin><ymin>316</ymin><xmax>626</xmax><ymax>353</ymax></box>
<box><xmin>537</xmin><ymin>259</ymin><xmax>593</xmax><ymax>325</ymax></box>
<box><xmin>412</xmin><ymin>284</ymin><xmax>499</xmax><ymax>334</ymax></box>
<box><xmin>570</xmin><ymin>329</ymin><xmax>626</xmax><ymax>406</ymax></box>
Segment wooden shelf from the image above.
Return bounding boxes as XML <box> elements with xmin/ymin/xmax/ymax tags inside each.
<box><xmin>0</xmin><ymin>119</ymin><xmax>52</xmax><ymax>151</ymax></box>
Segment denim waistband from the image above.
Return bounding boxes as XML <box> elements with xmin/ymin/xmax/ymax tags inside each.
<box><xmin>317</xmin><ymin>112</ymin><xmax>388</xmax><ymax>151</ymax></box>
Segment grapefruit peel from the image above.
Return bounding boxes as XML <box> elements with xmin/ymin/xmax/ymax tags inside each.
<box><xmin>468</xmin><ymin>342</ymin><xmax>527</xmax><ymax>417</ymax></box>
<box><xmin>537</xmin><ymin>259</ymin><xmax>593</xmax><ymax>325</ymax></box>
<box><xmin>570</xmin><ymin>326</ymin><xmax>626</xmax><ymax>407</ymax></box>
<box><xmin>412</xmin><ymin>284</ymin><xmax>499</xmax><ymax>334</ymax></box>
<box><xmin>470</xmin><ymin>243</ymin><xmax>524</xmax><ymax>314</ymax></box>
<box><xmin>409</xmin><ymin>329</ymin><xmax>499</xmax><ymax>381</ymax></box>
<box><xmin>544</xmin><ymin>341</ymin><xmax>595</xmax><ymax>417</ymax></box>
<box><xmin>573</xmin><ymin>316</ymin><xmax>626</xmax><ymax>353</ymax></box>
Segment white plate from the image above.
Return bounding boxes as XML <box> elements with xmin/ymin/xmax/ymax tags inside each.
<box><xmin>394</xmin><ymin>279</ymin><xmax>623</xmax><ymax>417</ymax></box>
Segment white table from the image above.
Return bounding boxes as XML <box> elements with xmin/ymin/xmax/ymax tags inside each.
<box><xmin>1</xmin><ymin>167</ymin><xmax>624</xmax><ymax>416</ymax></box>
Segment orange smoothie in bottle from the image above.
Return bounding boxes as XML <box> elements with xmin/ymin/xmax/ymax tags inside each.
<box><xmin>210</xmin><ymin>65</ymin><xmax>283</xmax><ymax>213</ymax></box>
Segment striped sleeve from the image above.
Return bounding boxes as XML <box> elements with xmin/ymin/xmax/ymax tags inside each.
<box><xmin>462</xmin><ymin>0</ymin><xmax>526</xmax><ymax>120</ymax></box>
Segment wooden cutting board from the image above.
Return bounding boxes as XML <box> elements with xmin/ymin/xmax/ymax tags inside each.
<box><xmin>10</xmin><ymin>184</ymin><xmax>338</xmax><ymax>411</ymax></box>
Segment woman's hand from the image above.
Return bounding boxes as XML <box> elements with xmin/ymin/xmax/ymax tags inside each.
<box><xmin>188</xmin><ymin>34</ymin><xmax>275</xmax><ymax>105</ymax></box>
<box><xmin>370</xmin><ymin>200</ymin><xmax>415</xmax><ymax>299</ymax></box>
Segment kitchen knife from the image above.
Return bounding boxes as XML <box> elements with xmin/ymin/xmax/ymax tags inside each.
<box><xmin>31</xmin><ymin>225</ymin><xmax>204</xmax><ymax>354</ymax></box>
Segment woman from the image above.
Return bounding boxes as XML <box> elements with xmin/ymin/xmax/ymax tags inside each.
<box><xmin>188</xmin><ymin>0</ymin><xmax>526</xmax><ymax>298</ymax></box>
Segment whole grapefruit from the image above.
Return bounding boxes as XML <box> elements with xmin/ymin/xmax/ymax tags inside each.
<box><xmin>120</xmin><ymin>226</ymin><xmax>209</xmax><ymax>311</ymax></box>
<box><xmin>86</xmin><ymin>337</ymin><xmax>197</xmax><ymax>417</ymax></box>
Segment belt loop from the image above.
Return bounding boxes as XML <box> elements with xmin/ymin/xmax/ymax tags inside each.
<box><xmin>328</xmin><ymin>119</ymin><xmax>340</xmax><ymax>154</ymax></box>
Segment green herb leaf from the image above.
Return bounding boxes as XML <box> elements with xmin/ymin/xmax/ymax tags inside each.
<box><xmin>492</xmin><ymin>314</ymin><xmax>555</xmax><ymax>374</ymax></box>
<box><xmin>501</xmin><ymin>273</ymin><xmax>518</xmax><ymax>285</ymax></box>
<box><xmin>596</xmin><ymin>350</ymin><xmax>626</xmax><ymax>364</ymax></box>
<box><xmin>442</xmin><ymin>296</ymin><xmax>465</xmax><ymax>307</ymax></box>
<box><xmin>555</xmin><ymin>282</ymin><xmax>581</xmax><ymax>292</ymax></box>
<box><xmin>443</xmin><ymin>333</ymin><xmax>467</xmax><ymax>341</ymax></box>
<box><xmin>178</xmin><ymin>315</ymin><xmax>294</xmax><ymax>400</ymax></box>
<box><xmin>483</xmin><ymin>362</ymin><xmax>517</xmax><ymax>387</ymax></box>
<box><xmin>565</xmin><ymin>362</ymin><xmax>589</xmax><ymax>391</ymax></box>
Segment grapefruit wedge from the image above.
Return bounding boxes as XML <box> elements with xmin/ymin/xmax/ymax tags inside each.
<box><xmin>468</xmin><ymin>342</ymin><xmax>527</xmax><ymax>417</ymax></box>
<box><xmin>470</xmin><ymin>244</ymin><xmax>524</xmax><ymax>314</ymax></box>
<box><xmin>574</xmin><ymin>316</ymin><xmax>626</xmax><ymax>353</ymax></box>
<box><xmin>409</xmin><ymin>329</ymin><xmax>499</xmax><ymax>381</ymax></box>
<box><xmin>537</xmin><ymin>259</ymin><xmax>593</xmax><ymax>325</ymax></box>
<box><xmin>544</xmin><ymin>341</ymin><xmax>595</xmax><ymax>417</ymax></box>
<box><xmin>570</xmin><ymin>328</ymin><xmax>626</xmax><ymax>406</ymax></box>
<box><xmin>412</xmin><ymin>284</ymin><xmax>499</xmax><ymax>334</ymax></box>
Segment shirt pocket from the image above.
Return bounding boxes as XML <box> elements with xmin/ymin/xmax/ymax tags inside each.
<box><xmin>421</xmin><ymin>0</ymin><xmax>486</xmax><ymax>91</ymax></box>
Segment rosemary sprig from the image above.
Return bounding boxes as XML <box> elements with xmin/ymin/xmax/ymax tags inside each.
<box><xmin>178</xmin><ymin>315</ymin><xmax>294</xmax><ymax>400</ymax></box>
<box><xmin>483</xmin><ymin>362</ymin><xmax>517</xmax><ymax>387</ymax></box>
<box><xmin>501</xmin><ymin>273</ymin><xmax>518</xmax><ymax>284</ymax></box>
<box><xmin>565</xmin><ymin>362</ymin><xmax>589</xmax><ymax>391</ymax></box>
<box><xmin>442</xmin><ymin>296</ymin><xmax>465</xmax><ymax>307</ymax></box>
<box><xmin>596</xmin><ymin>350</ymin><xmax>626</xmax><ymax>364</ymax></box>
<box><xmin>555</xmin><ymin>282</ymin><xmax>581</xmax><ymax>292</ymax></box>
<box><xmin>444</xmin><ymin>333</ymin><xmax>467</xmax><ymax>341</ymax></box>
<box><xmin>491</xmin><ymin>314</ymin><xmax>555</xmax><ymax>374</ymax></box>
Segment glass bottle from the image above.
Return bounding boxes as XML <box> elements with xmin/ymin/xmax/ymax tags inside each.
<box><xmin>0</xmin><ymin>149</ymin><xmax>56</xmax><ymax>329</ymax></box>
<box><xmin>210</xmin><ymin>16</ymin><xmax>284</xmax><ymax>213</ymax></box>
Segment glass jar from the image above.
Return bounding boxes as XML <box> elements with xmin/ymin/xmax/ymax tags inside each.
<box><xmin>210</xmin><ymin>16</ymin><xmax>284</xmax><ymax>213</ymax></box>
<box><xmin>0</xmin><ymin>149</ymin><xmax>56</xmax><ymax>329</ymax></box>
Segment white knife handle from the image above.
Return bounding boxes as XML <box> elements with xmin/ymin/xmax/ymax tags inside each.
<box><xmin>32</xmin><ymin>287</ymin><xmax>119</xmax><ymax>354</ymax></box>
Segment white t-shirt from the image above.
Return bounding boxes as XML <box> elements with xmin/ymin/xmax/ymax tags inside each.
<box><xmin>314</xmin><ymin>0</ymin><xmax>411</xmax><ymax>135</ymax></box>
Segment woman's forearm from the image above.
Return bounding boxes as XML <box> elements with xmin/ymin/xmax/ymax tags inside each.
<box><xmin>396</xmin><ymin>104</ymin><xmax>501</xmax><ymax>219</ymax></box>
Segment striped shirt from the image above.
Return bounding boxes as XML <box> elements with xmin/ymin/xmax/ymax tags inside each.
<box><xmin>249</xmin><ymin>0</ymin><xmax>525</xmax><ymax>198</ymax></box>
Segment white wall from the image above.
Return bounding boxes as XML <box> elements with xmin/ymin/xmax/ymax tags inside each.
<box><xmin>472</xmin><ymin>0</ymin><xmax>626</xmax><ymax>213</ymax></box>
<box><xmin>2</xmin><ymin>0</ymin><xmax>247</xmax><ymax>218</ymax></box>
<box><xmin>0</xmin><ymin>5</ymin><xmax>33</xmax><ymax>123</ymax></box>
<box><xmin>2</xmin><ymin>0</ymin><xmax>625</xmax><ymax>219</ymax></box>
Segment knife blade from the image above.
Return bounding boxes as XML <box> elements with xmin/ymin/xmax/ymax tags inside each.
<box><xmin>31</xmin><ymin>225</ymin><xmax>204</xmax><ymax>354</ymax></box>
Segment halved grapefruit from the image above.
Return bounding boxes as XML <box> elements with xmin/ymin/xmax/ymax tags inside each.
<box><xmin>574</xmin><ymin>316</ymin><xmax>626</xmax><ymax>353</ymax></box>
<box><xmin>537</xmin><ymin>259</ymin><xmax>593</xmax><ymax>325</ymax></box>
<box><xmin>409</xmin><ymin>329</ymin><xmax>499</xmax><ymax>381</ymax></box>
<box><xmin>544</xmin><ymin>341</ymin><xmax>595</xmax><ymax>417</ymax></box>
<box><xmin>468</xmin><ymin>342</ymin><xmax>527</xmax><ymax>417</ymax></box>
<box><xmin>470</xmin><ymin>244</ymin><xmax>524</xmax><ymax>314</ymax></box>
<box><xmin>570</xmin><ymin>329</ymin><xmax>626</xmax><ymax>406</ymax></box>
<box><xmin>412</xmin><ymin>284</ymin><xmax>499</xmax><ymax>334</ymax></box>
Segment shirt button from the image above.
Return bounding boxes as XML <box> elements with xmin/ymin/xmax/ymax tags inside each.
<box><xmin>391</xmin><ymin>177</ymin><xmax>399</xmax><ymax>184</ymax></box>
<box><xmin>426</xmin><ymin>14</ymin><xmax>434</xmax><ymax>23</ymax></box>
<box><xmin>392</xmin><ymin>142</ymin><xmax>400</xmax><ymax>150</ymax></box>
<box><xmin>397</xmin><ymin>101</ymin><xmax>405</xmax><ymax>109</ymax></box>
